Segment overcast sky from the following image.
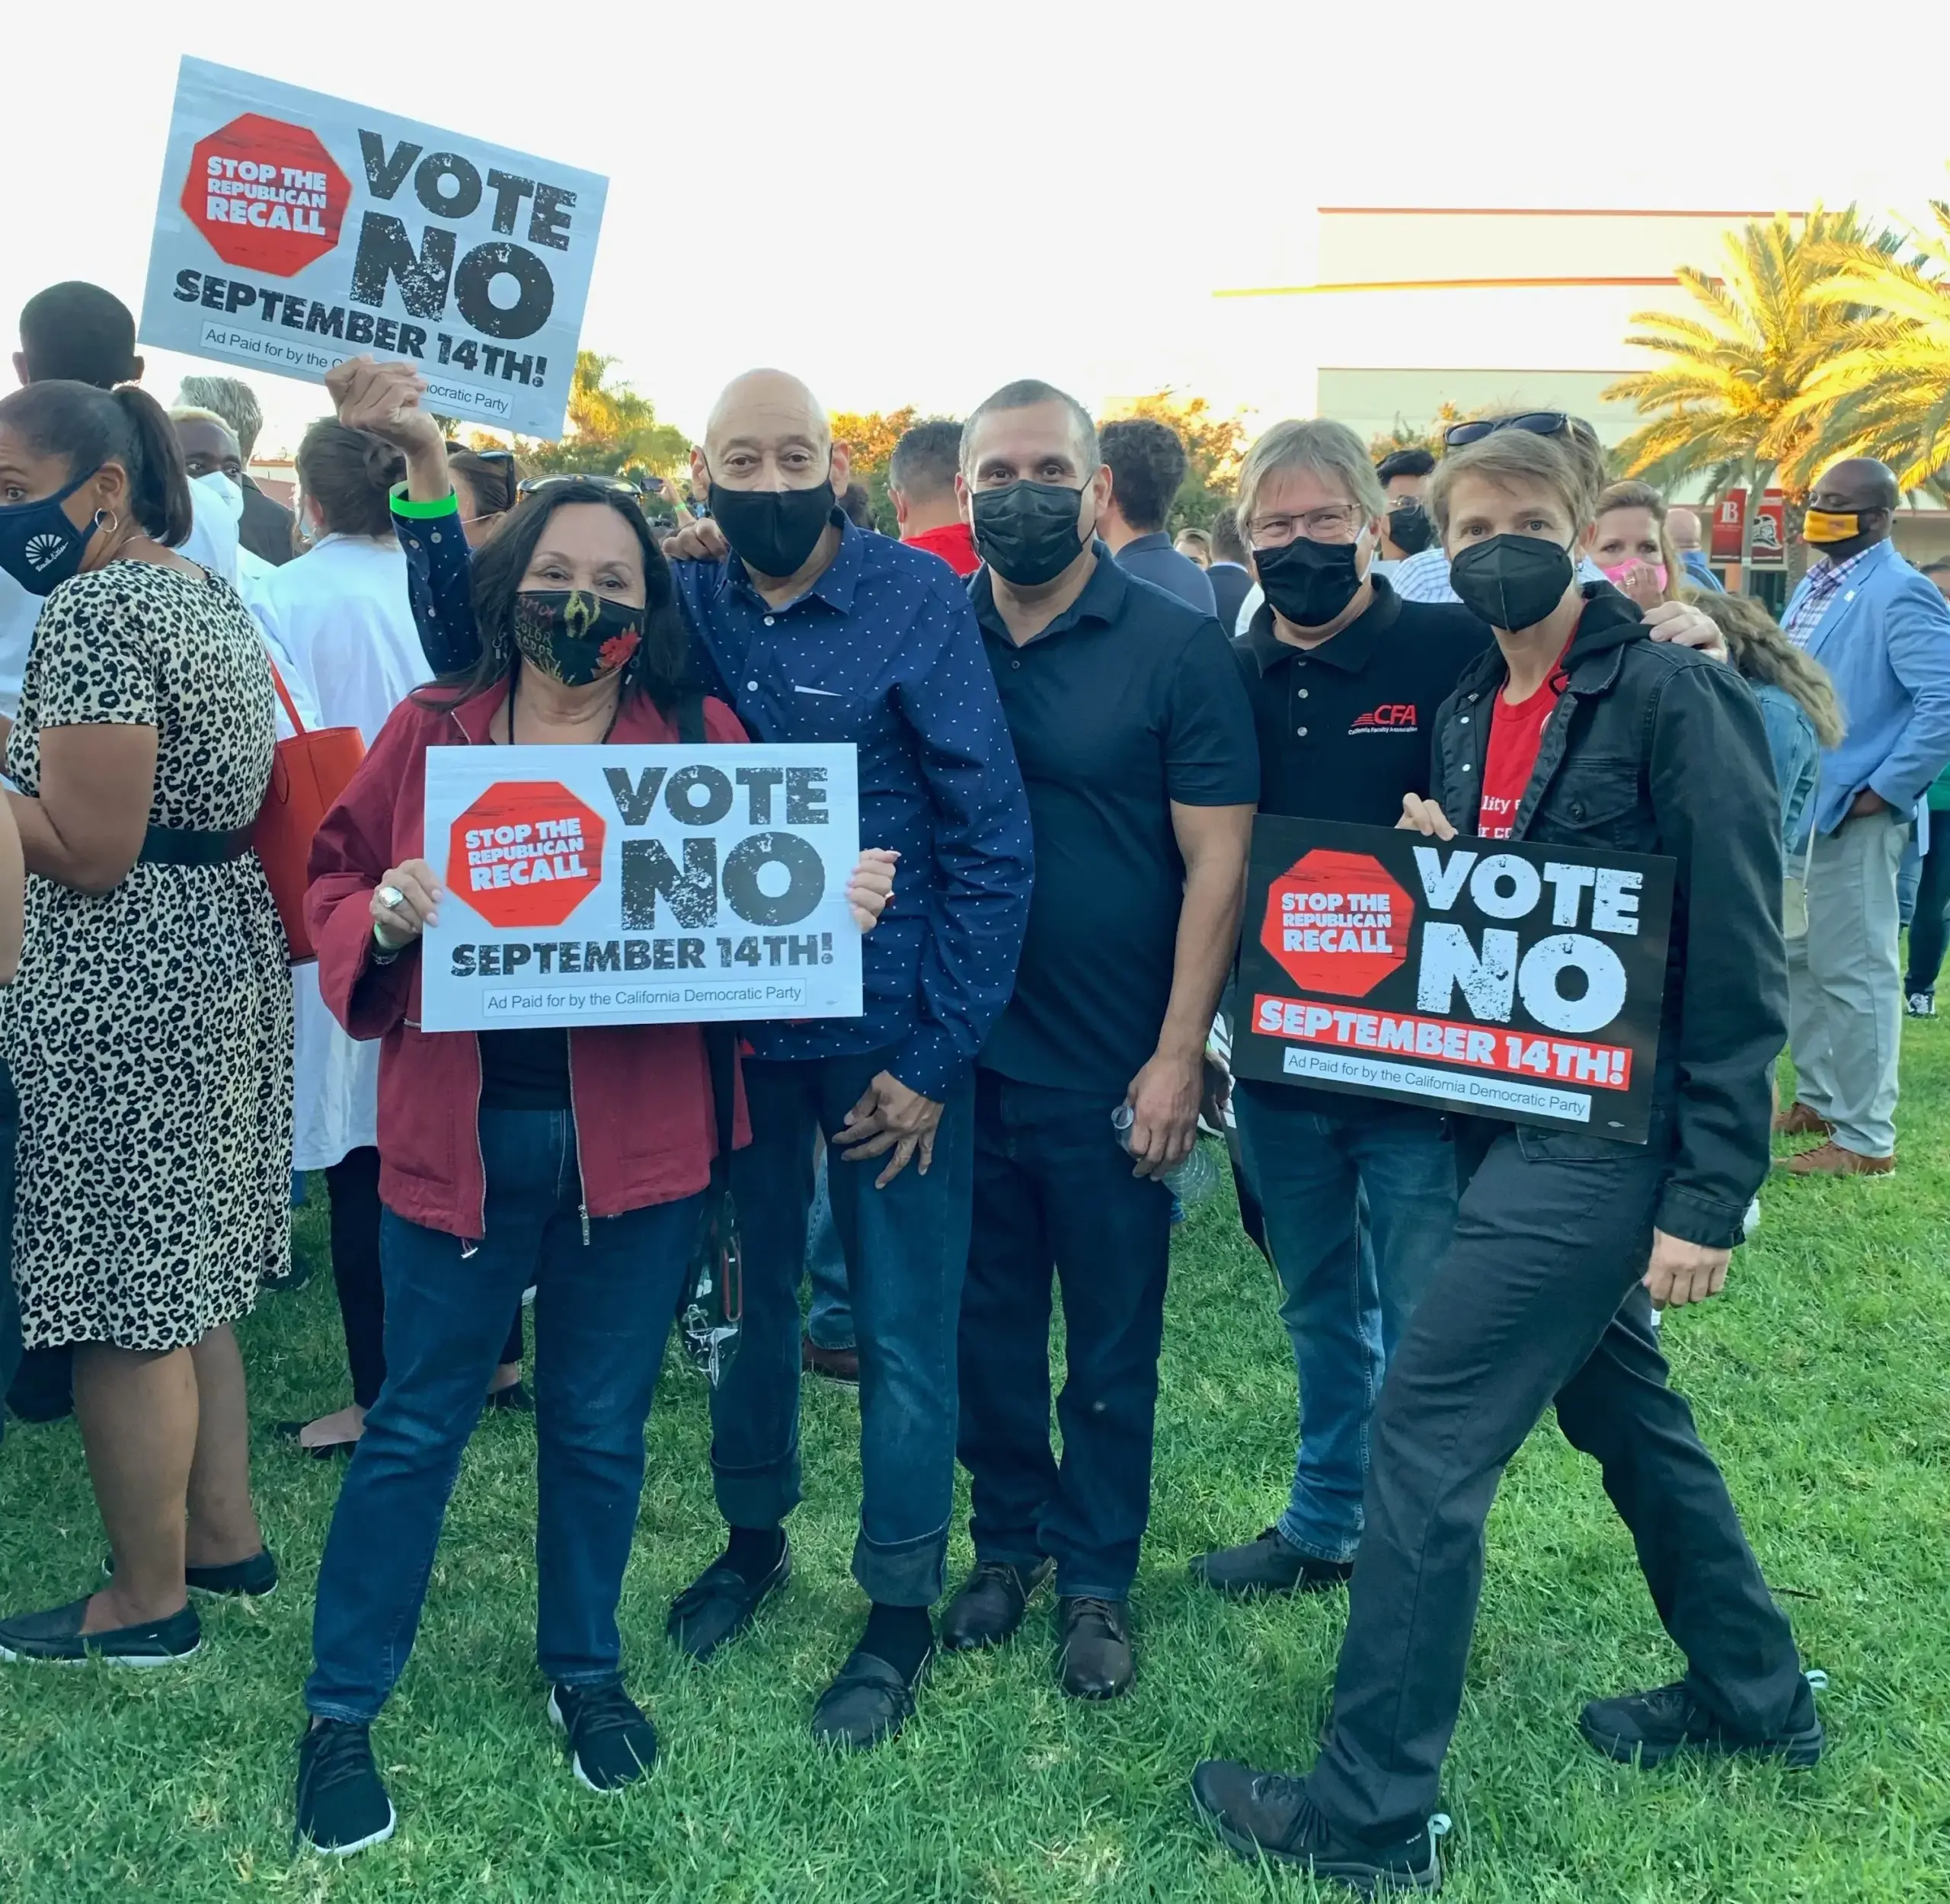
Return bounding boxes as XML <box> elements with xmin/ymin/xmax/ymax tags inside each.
<box><xmin>11</xmin><ymin>3</ymin><xmax>1950</xmax><ymax>457</ymax></box>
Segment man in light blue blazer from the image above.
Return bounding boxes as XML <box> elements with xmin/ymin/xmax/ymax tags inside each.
<box><xmin>1777</xmin><ymin>459</ymin><xmax>1950</xmax><ymax>1175</ymax></box>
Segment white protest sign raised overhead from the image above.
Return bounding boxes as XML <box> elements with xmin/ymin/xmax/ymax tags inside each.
<box><xmin>419</xmin><ymin>743</ymin><xmax>865</xmax><ymax>1033</ymax></box>
<box><xmin>138</xmin><ymin>58</ymin><xmax>606</xmax><ymax>438</ymax></box>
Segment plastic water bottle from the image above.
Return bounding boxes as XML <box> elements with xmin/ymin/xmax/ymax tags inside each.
<box><xmin>1111</xmin><ymin>1103</ymin><xmax>1221</xmax><ymax>1204</ymax></box>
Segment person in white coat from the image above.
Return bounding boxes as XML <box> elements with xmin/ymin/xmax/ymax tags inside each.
<box><xmin>253</xmin><ymin>419</ymin><xmax>528</xmax><ymax>1454</ymax></box>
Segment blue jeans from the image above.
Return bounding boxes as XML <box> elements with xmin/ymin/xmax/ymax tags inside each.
<box><xmin>1232</xmin><ymin>1086</ymin><xmax>1457</xmax><ymax>1563</ymax></box>
<box><xmin>711</xmin><ymin>1049</ymin><xmax>973</xmax><ymax>1605</ymax></box>
<box><xmin>305</xmin><ymin>1109</ymin><xmax>697</xmax><ymax>1721</ymax></box>
<box><xmin>958</xmin><ymin>1072</ymin><xmax>1172</xmax><ymax>1598</ymax></box>
<box><xmin>804</xmin><ymin>1147</ymin><xmax>854</xmax><ymax>1351</ymax></box>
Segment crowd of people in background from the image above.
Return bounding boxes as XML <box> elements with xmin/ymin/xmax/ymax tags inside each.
<box><xmin>3</xmin><ymin>274</ymin><xmax>1949</xmax><ymax>1895</ymax></box>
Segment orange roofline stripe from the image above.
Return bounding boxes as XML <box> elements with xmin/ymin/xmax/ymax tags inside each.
<box><xmin>1315</xmin><ymin>206</ymin><xmax>1807</xmax><ymax>220</ymax></box>
<box><xmin>1214</xmin><ymin>277</ymin><xmax>1683</xmax><ymax>299</ymax></box>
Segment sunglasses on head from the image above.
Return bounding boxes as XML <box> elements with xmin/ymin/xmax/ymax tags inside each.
<box><xmin>515</xmin><ymin>473</ymin><xmax>647</xmax><ymax>500</ymax></box>
<box><xmin>446</xmin><ymin>446</ymin><xmax>516</xmax><ymax>468</ymax></box>
<box><xmin>1443</xmin><ymin>412</ymin><xmax>1569</xmax><ymax>450</ymax></box>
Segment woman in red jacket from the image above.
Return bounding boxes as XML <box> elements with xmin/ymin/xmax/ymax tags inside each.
<box><xmin>294</xmin><ymin>469</ymin><xmax>893</xmax><ymax>1856</ymax></box>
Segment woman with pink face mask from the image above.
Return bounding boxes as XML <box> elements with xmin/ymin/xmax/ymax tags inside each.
<box><xmin>1594</xmin><ymin>479</ymin><xmax>1685</xmax><ymax>610</ymax></box>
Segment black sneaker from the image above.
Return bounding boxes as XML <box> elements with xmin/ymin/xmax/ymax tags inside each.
<box><xmin>548</xmin><ymin>1681</ymin><xmax>657</xmax><ymax>1792</ymax></box>
<box><xmin>1579</xmin><ymin>1675</ymin><xmax>1825</xmax><ymax>1770</ymax></box>
<box><xmin>1907</xmin><ymin>990</ymin><xmax>1936</xmax><ymax>1018</ymax></box>
<box><xmin>1191</xmin><ymin>1759</ymin><xmax>1446</xmax><ymax>1892</ymax></box>
<box><xmin>1190</xmin><ymin>1528</ymin><xmax>1354</xmax><ymax>1598</ymax></box>
<box><xmin>0</xmin><ymin>1595</ymin><xmax>200</xmax><ymax>1665</ymax></box>
<box><xmin>104</xmin><ymin>1549</ymin><xmax>279</xmax><ymax>1598</ymax></box>
<box><xmin>295</xmin><ymin>1719</ymin><xmax>395</xmax><ymax>1856</ymax></box>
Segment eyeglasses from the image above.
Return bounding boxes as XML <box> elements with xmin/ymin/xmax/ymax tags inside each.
<box><xmin>1248</xmin><ymin>503</ymin><xmax>1363</xmax><ymax>547</ymax></box>
<box><xmin>1443</xmin><ymin>412</ymin><xmax>1568</xmax><ymax>450</ymax></box>
<box><xmin>515</xmin><ymin>473</ymin><xmax>647</xmax><ymax>499</ymax></box>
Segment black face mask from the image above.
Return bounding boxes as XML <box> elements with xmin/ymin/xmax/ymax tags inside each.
<box><xmin>970</xmin><ymin>480</ymin><xmax>1090</xmax><ymax>587</ymax></box>
<box><xmin>1448</xmin><ymin>533</ymin><xmax>1577</xmax><ymax>632</ymax></box>
<box><xmin>708</xmin><ymin>482</ymin><xmax>833</xmax><ymax>578</ymax></box>
<box><xmin>1254</xmin><ymin>535</ymin><xmax>1369</xmax><ymax>627</ymax></box>
<box><xmin>511</xmin><ymin>590</ymin><xmax>643</xmax><ymax>686</ymax></box>
<box><xmin>1386</xmin><ymin>500</ymin><xmax>1436</xmax><ymax>555</ymax></box>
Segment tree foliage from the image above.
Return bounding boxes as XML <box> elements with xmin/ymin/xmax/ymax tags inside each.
<box><xmin>1101</xmin><ymin>390</ymin><xmax>1252</xmax><ymax>533</ymax></box>
<box><xmin>1600</xmin><ymin>210</ymin><xmax>1894</xmax><ymax>557</ymax></box>
<box><xmin>514</xmin><ymin>350</ymin><xmax>690</xmax><ymax>482</ymax></box>
<box><xmin>1368</xmin><ymin>404</ymin><xmax>1465</xmax><ymax>462</ymax></box>
<box><xmin>1796</xmin><ymin>200</ymin><xmax>1950</xmax><ymax>491</ymax></box>
<box><xmin>828</xmin><ymin>407</ymin><xmax>919</xmax><ymax>533</ymax></box>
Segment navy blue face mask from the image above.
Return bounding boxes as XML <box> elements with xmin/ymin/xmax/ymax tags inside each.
<box><xmin>0</xmin><ymin>467</ymin><xmax>101</xmax><ymax>597</ymax></box>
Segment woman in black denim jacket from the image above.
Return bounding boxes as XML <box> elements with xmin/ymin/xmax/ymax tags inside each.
<box><xmin>1192</xmin><ymin>426</ymin><xmax>1819</xmax><ymax>1896</ymax></box>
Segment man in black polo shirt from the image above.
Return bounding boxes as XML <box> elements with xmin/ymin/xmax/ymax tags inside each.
<box><xmin>1194</xmin><ymin>418</ymin><xmax>1487</xmax><ymax>1602</ymax></box>
<box><xmin>940</xmin><ymin>379</ymin><xmax>1258</xmax><ymax>1697</ymax></box>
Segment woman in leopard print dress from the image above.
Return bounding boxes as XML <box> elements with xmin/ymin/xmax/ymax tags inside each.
<box><xmin>0</xmin><ymin>379</ymin><xmax>291</xmax><ymax>1667</ymax></box>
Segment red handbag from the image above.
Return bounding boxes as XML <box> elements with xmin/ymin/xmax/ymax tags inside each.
<box><xmin>253</xmin><ymin>661</ymin><xmax>366</xmax><ymax>964</ymax></box>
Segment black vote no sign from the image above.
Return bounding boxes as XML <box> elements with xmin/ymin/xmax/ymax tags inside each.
<box><xmin>1235</xmin><ymin>816</ymin><xmax>1676</xmax><ymax>1141</ymax></box>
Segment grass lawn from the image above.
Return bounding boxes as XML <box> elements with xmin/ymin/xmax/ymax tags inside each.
<box><xmin>3</xmin><ymin>1031</ymin><xmax>1948</xmax><ymax>1903</ymax></box>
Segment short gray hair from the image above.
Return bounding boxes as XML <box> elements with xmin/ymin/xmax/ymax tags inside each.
<box><xmin>175</xmin><ymin>374</ymin><xmax>264</xmax><ymax>459</ymax></box>
<box><xmin>1235</xmin><ymin>418</ymin><xmax>1386</xmax><ymax>536</ymax></box>
<box><xmin>961</xmin><ymin>379</ymin><xmax>1099</xmax><ymax>477</ymax></box>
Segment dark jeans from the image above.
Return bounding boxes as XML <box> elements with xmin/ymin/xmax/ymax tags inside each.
<box><xmin>958</xmin><ymin>1071</ymin><xmax>1172</xmax><ymax>1598</ymax></box>
<box><xmin>1904</xmin><ymin>814</ymin><xmax>1950</xmax><ymax>994</ymax></box>
<box><xmin>305</xmin><ymin>1109</ymin><xmax>696</xmax><ymax>1720</ymax></box>
<box><xmin>1232</xmin><ymin>1088</ymin><xmax>1457</xmax><ymax>1563</ymax></box>
<box><xmin>1307</xmin><ymin>1122</ymin><xmax>1805</xmax><ymax>1843</ymax></box>
<box><xmin>324</xmin><ymin>1147</ymin><xmax>522</xmax><ymax>1411</ymax></box>
<box><xmin>710</xmin><ymin>1048</ymin><xmax>973</xmax><ymax>1606</ymax></box>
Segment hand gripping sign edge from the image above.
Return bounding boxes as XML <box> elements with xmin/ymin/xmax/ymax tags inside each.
<box><xmin>1262</xmin><ymin>847</ymin><xmax>1413</xmax><ymax>999</ymax></box>
<box><xmin>448</xmin><ymin>780</ymin><xmax>606</xmax><ymax>930</ymax></box>
<box><xmin>181</xmin><ymin>112</ymin><xmax>351</xmax><ymax>277</ymax></box>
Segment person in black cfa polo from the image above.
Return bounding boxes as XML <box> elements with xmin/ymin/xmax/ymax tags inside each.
<box><xmin>1195</xmin><ymin>420</ymin><xmax>1483</xmax><ymax>1604</ymax></box>
<box><xmin>939</xmin><ymin>379</ymin><xmax>1257</xmax><ymax>1699</ymax></box>
<box><xmin>1195</xmin><ymin>417</ymin><xmax>1735</xmax><ymax>1607</ymax></box>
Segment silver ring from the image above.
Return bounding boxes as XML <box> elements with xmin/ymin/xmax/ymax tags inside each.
<box><xmin>378</xmin><ymin>884</ymin><xmax>407</xmax><ymax>910</ymax></box>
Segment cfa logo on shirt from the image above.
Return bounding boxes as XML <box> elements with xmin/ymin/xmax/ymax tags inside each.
<box><xmin>1350</xmin><ymin>702</ymin><xmax>1418</xmax><ymax>734</ymax></box>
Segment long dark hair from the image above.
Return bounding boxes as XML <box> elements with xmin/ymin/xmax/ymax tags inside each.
<box><xmin>0</xmin><ymin>379</ymin><xmax>193</xmax><ymax>546</ymax></box>
<box><xmin>420</xmin><ymin>482</ymin><xmax>688</xmax><ymax>709</ymax></box>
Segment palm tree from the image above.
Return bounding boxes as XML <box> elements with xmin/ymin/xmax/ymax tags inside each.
<box><xmin>1795</xmin><ymin>201</ymin><xmax>1950</xmax><ymax>491</ymax></box>
<box><xmin>516</xmin><ymin>351</ymin><xmax>690</xmax><ymax>482</ymax></box>
<box><xmin>1601</xmin><ymin>209</ymin><xmax>1888</xmax><ymax>570</ymax></box>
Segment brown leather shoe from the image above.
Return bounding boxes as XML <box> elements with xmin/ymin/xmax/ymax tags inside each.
<box><xmin>1783</xmin><ymin>1141</ymin><xmax>1894</xmax><ymax>1178</ymax></box>
<box><xmin>801</xmin><ymin>1336</ymin><xmax>860</xmax><ymax>1384</ymax></box>
<box><xmin>1771</xmin><ymin>1102</ymin><xmax>1833</xmax><ymax>1139</ymax></box>
<box><xmin>1057</xmin><ymin>1596</ymin><xmax>1134</xmax><ymax>1699</ymax></box>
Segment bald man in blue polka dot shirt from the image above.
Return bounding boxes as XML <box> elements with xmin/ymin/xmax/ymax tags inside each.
<box><xmin>657</xmin><ymin>372</ymin><xmax>1032</xmax><ymax>1747</ymax></box>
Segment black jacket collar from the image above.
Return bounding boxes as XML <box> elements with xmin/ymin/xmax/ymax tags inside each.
<box><xmin>1452</xmin><ymin>583</ymin><xmax>1645</xmax><ymax>699</ymax></box>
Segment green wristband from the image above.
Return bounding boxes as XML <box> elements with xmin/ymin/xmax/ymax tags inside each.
<box><xmin>389</xmin><ymin>483</ymin><xmax>461</xmax><ymax>520</ymax></box>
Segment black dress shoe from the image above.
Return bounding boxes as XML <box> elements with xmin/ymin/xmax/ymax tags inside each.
<box><xmin>1191</xmin><ymin>1758</ymin><xmax>1446</xmax><ymax>1891</ymax></box>
<box><xmin>1057</xmin><ymin>1595</ymin><xmax>1135</xmax><ymax>1699</ymax></box>
<box><xmin>666</xmin><ymin>1540</ymin><xmax>791</xmax><ymax>1662</ymax></box>
<box><xmin>0</xmin><ymin>1595</ymin><xmax>201</xmax><ymax>1665</ymax></box>
<box><xmin>810</xmin><ymin>1646</ymin><xmax>931</xmax><ymax>1749</ymax></box>
<box><xmin>1190</xmin><ymin>1528</ymin><xmax>1353</xmax><ymax>1598</ymax></box>
<box><xmin>941</xmin><ymin>1558</ymin><xmax>1053</xmax><ymax>1652</ymax></box>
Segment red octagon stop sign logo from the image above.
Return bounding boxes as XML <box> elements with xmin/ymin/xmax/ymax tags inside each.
<box><xmin>182</xmin><ymin>113</ymin><xmax>350</xmax><ymax>277</ymax></box>
<box><xmin>1262</xmin><ymin>848</ymin><xmax>1412</xmax><ymax>998</ymax></box>
<box><xmin>448</xmin><ymin>782</ymin><xmax>606</xmax><ymax>930</ymax></box>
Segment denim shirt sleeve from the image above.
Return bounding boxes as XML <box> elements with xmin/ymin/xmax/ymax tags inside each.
<box><xmin>390</xmin><ymin>486</ymin><xmax>481</xmax><ymax>677</ymax></box>
<box><xmin>1756</xmin><ymin>683</ymin><xmax>1819</xmax><ymax>858</ymax></box>
<box><xmin>887</xmin><ymin>589</ymin><xmax>1034</xmax><ymax>1099</ymax></box>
